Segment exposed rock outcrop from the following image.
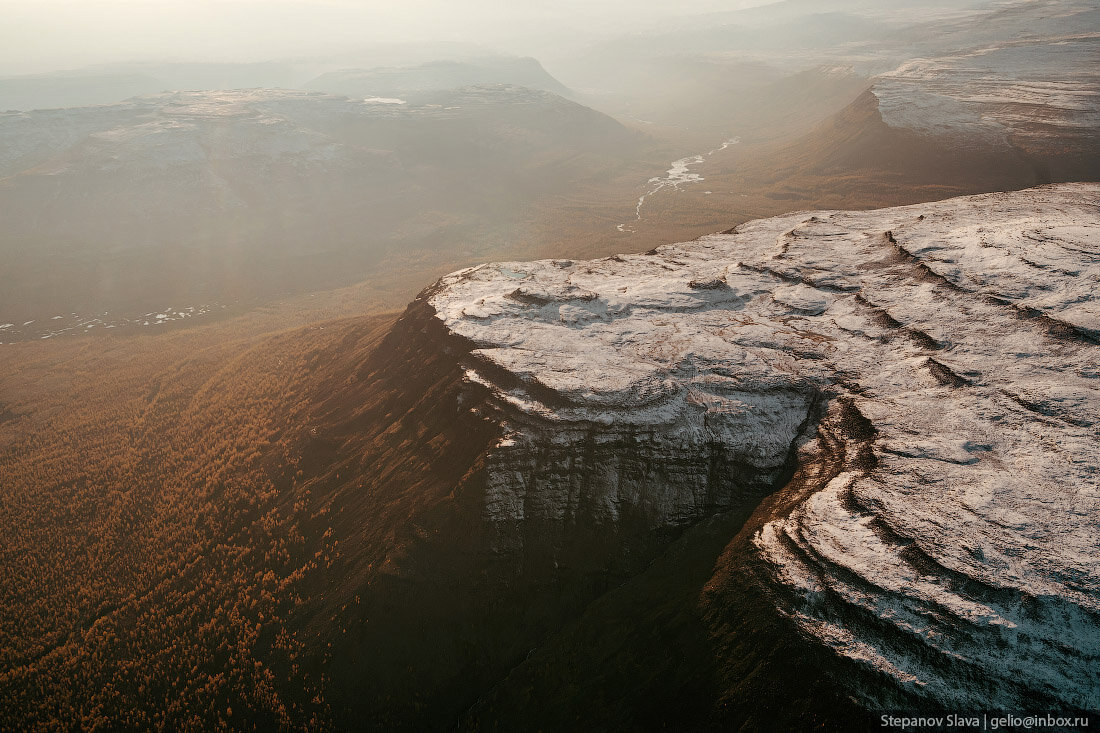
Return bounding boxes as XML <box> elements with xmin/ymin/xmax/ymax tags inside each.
<box><xmin>423</xmin><ymin>183</ymin><xmax>1100</xmax><ymax>713</ymax></box>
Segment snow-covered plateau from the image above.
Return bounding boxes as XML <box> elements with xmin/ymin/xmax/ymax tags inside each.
<box><xmin>725</xmin><ymin>0</ymin><xmax>1100</xmax><ymax>159</ymax></box>
<box><xmin>426</xmin><ymin>183</ymin><xmax>1100</xmax><ymax>711</ymax></box>
<box><xmin>873</xmin><ymin>34</ymin><xmax>1100</xmax><ymax>149</ymax></box>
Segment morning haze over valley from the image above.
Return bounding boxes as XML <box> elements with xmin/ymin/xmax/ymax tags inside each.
<box><xmin>1</xmin><ymin>0</ymin><xmax>1098</xmax><ymax>730</ymax></box>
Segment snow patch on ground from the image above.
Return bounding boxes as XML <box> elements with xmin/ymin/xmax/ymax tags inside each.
<box><xmin>0</xmin><ymin>304</ymin><xmax>226</xmax><ymax>343</ymax></box>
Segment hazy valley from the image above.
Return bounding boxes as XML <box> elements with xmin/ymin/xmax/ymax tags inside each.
<box><xmin>1</xmin><ymin>0</ymin><xmax>1098</xmax><ymax>729</ymax></box>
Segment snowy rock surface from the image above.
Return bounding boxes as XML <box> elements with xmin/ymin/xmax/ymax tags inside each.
<box><xmin>429</xmin><ymin>183</ymin><xmax>1100</xmax><ymax>710</ymax></box>
<box><xmin>873</xmin><ymin>33</ymin><xmax>1100</xmax><ymax>148</ymax></box>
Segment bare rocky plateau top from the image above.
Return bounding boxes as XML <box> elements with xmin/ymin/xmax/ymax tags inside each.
<box><xmin>428</xmin><ymin>183</ymin><xmax>1100</xmax><ymax>711</ymax></box>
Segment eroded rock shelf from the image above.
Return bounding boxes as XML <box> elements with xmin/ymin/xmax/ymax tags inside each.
<box><xmin>427</xmin><ymin>183</ymin><xmax>1100</xmax><ymax>711</ymax></box>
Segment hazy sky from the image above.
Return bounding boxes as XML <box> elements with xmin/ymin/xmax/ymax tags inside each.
<box><xmin>0</xmin><ymin>0</ymin><xmax>779</xmax><ymax>76</ymax></box>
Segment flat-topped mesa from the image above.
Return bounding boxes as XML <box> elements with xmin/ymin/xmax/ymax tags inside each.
<box><xmin>424</xmin><ymin>183</ymin><xmax>1100</xmax><ymax>711</ymax></box>
<box><xmin>429</xmin><ymin>249</ymin><xmax>823</xmax><ymax>537</ymax></box>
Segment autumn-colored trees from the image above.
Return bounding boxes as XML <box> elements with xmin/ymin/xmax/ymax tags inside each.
<box><xmin>0</xmin><ymin>316</ymin><xmax>393</xmax><ymax>730</ymax></box>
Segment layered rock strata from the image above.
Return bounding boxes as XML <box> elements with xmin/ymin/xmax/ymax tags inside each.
<box><xmin>425</xmin><ymin>183</ymin><xmax>1100</xmax><ymax>710</ymax></box>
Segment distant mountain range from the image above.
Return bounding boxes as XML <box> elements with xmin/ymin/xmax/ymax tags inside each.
<box><xmin>552</xmin><ymin>0</ymin><xmax>1100</xmax><ymax>138</ymax></box>
<box><xmin>0</xmin><ymin>85</ymin><xmax>638</xmax><ymax>330</ymax></box>
<box><xmin>0</xmin><ymin>55</ymin><xmax>571</xmax><ymax>112</ymax></box>
<box><xmin>0</xmin><ymin>62</ymin><xmax>299</xmax><ymax>112</ymax></box>
<box><xmin>304</xmin><ymin>57</ymin><xmax>572</xmax><ymax>100</ymax></box>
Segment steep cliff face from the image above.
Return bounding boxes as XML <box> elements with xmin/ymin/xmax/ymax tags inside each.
<box><xmin>872</xmin><ymin>28</ymin><xmax>1100</xmax><ymax>181</ymax></box>
<box><xmin>299</xmin><ymin>274</ymin><xmax>822</xmax><ymax>717</ymax></box>
<box><xmin>422</xmin><ymin>250</ymin><xmax>830</xmax><ymax>583</ymax></box>
<box><xmin>413</xmin><ymin>183</ymin><xmax>1099</xmax><ymax>716</ymax></box>
<box><xmin>292</xmin><ymin>293</ymin><xmax>822</xmax><ymax>728</ymax></box>
<box><xmin>462</xmin><ymin>311</ymin><xmax>823</xmax><ymax>573</ymax></box>
<box><xmin>273</xmin><ymin>184</ymin><xmax>1100</xmax><ymax>727</ymax></box>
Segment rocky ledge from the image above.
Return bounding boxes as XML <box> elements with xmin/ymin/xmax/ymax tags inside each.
<box><xmin>427</xmin><ymin>183</ymin><xmax>1100</xmax><ymax>712</ymax></box>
